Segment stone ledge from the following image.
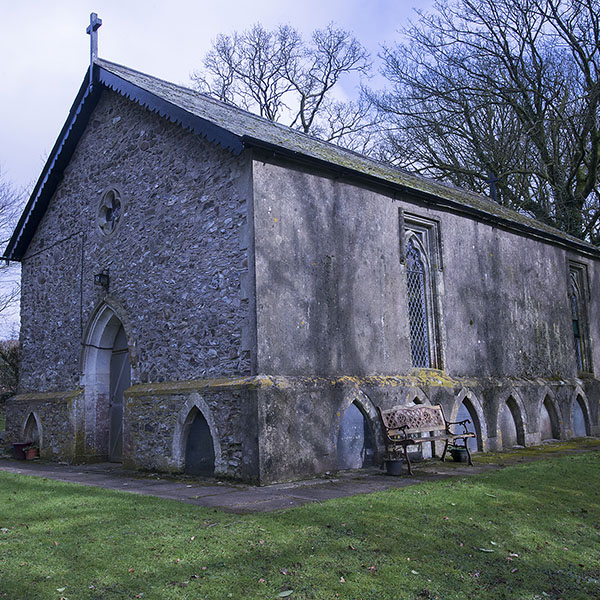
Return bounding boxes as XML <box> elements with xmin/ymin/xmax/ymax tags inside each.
<box><xmin>124</xmin><ymin>372</ymin><xmax>595</xmax><ymax>397</ymax></box>
<box><xmin>125</xmin><ymin>375</ymin><xmax>272</xmax><ymax>396</ymax></box>
<box><xmin>12</xmin><ymin>374</ymin><xmax>592</xmax><ymax>403</ymax></box>
<box><xmin>8</xmin><ymin>389</ymin><xmax>83</xmax><ymax>404</ymax></box>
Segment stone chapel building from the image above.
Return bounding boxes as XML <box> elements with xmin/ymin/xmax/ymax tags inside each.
<box><xmin>3</xmin><ymin>55</ymin><xmax>599</xmax><ymax>484</ymax></box>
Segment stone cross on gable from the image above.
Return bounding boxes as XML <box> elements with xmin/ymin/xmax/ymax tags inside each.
<box><xmin>86</xmin><ymin>12</ymin><xmax>102</xmax><ymax>89</ymax></box>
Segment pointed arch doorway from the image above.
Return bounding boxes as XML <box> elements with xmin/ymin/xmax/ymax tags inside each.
<box><xmin>109</xmin><ymin>324</ymin><xmax>130</xmax><ymax>461</ymax></box>
<box><xmin>184</xmin><ymin>408</ymin><xmax>216</xmax><ymax>476</ymax></box>
<box><xmin>337</xmin><ymin>401</ymin><xmax>375</xmax><ymax>470</ymax></box>
<box><xmin>82</xmin><ymin>304</ymin><xmax>131</xmax><ymax>462</ymax></box>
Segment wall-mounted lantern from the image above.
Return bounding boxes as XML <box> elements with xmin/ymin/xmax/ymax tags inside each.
<box><xmin>94</xmin><ymin>268</ymin><xmax>109</xmax><ymax>290</ymax></box>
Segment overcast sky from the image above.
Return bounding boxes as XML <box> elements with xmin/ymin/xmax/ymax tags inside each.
<box><xmin>0</xmin><ymin>0</ymin><xmax>432</xmax><ymax>337</ymax></box>
<box><xmin>0</xmin><ymin>0</ymin><xmax>434</xmax><ymax>191</ymax></box>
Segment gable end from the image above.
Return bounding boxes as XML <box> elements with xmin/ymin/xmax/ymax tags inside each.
<box><xmin>3</xmin><ymin>65</ymin><xmax>244</xmax><ymax>262</ymax></box>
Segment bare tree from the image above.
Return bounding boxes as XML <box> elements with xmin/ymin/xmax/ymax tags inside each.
<box><xmin>194</xmin><ymin>24</ymin><xmax>301</xmax><ymax>121</ymax></box>
<box><xmin>374</xmin><ymin>0</ymin><xmax>600</xmax><ymax>243</ymax></box>
<box><xmin>0</xmin><ymin>170</ymin><xmax>23</xmax><ymax>328</ymax></box>
<box><xmin>0</xmin><ymin>340</ymin><xmax>19</xmax><ymax>401</ymax></box>
<box><xmin>191</xmin><ymin>23</ymin><xmax>379</xmax><ymax>150</ymax></box>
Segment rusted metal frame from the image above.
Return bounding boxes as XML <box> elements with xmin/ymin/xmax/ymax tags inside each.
<box><xmin>440</xmin><ymin>438</ymin><xmax>450</xmax><ymax>462</ymax></box>
<box><xmin>443</xmin><ymin>408</ymin><xmax>475</xmax><ymax>464</ymax></box>
<box><xmin>377</xmin><ymin>404</ymin><xmax>477</xmax><ymax>474</ymax></box>
<box><xmin>465</xmin><ymin>441</ymin><xmax>473</xmax><ymax>466</ymax></box>
<box><xmin>447</xmin><ymin>432</ymin><xmax>475</xmax><ymax>466</ymax></box>
<box><xmin>384</xmin><ymin>424</ymin><xmax>409</xmax><ymax>441</ymax></box>
<box><xmin>446</xmin><ymin>418</ymin><xmax>472</xmax><ymax>435</ymax></box>
<box><xmin>385</xmin><ymin>438</ymin><xmax>419</xmax><ymax>476</ymax></box>
<box><xmin>402</xmin><ymin>443</ymin><xmax>413</xmax><ymax>476</ymax></box>
<box><xmin>445</xmin><ymin>415</ymin><xmax>476</xmax><ymax>466</ymax></box>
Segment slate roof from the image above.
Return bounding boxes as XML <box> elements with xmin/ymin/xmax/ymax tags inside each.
<box><xmin>4</xmin><ymin>58</ymin><xmax>599</xmax><ymax>261</ymax></box>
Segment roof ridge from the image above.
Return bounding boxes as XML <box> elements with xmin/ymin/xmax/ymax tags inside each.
<box><xmin>94</xmin><ymin>60</ymin><xmax>499</xmax><ymax>206</ymax></box>
<box><xmin>4</xmin><ymin>57</ymin><xmax>597</xmax><ymax>262</ymax></box>
<box><xmin>96</xmin><ymin>58</ymin><xmax>582</xmax><ymax>245</ymax></box>
<box><xmin>95</xmin><ymin>59</ymin><xmax>432</xmax><ymax>178</ymax></box>
<box><xmin>96</xmin><ymin>57</ymin><xmax>313</xmax><ymax>137</ymax></box>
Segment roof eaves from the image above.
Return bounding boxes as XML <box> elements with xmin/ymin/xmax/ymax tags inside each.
<box><xmin>97</xmin><ymin>66</ymin><xmax>244</xmax><ymax>155</ymax></box>
<box><xmin>242</xmin><ymin>135</ymin><xmax>600</xmax><ymax>259</ymax></box>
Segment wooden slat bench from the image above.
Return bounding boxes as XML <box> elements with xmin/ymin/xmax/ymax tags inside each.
<box><xmin>377</xmin><ymin>403</ymin><xmax>476</xmax><ymax>475</ymax></box>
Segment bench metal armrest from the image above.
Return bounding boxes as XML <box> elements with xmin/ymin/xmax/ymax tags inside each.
<box><xmin>446</xmin><ymin>419</ymin><xmax>472</xmax><ymax>435</ymax></box>
<box><xmin>385</xmin><ymin>424</ymin><xmax>409</xmax><ymax>442</ymax></box>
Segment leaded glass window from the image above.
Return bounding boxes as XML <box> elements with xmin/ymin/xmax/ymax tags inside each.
<box><xmin>406</xmin><ymin>236</ymin><xmax>431</xmax><ymax>368</ymax></box>
<box><xmin>569</xmin><ymin>265</ymin><xmax>590</xmax><ymax>372</ymax></box>
<box><xmin>402</xmin><ymin>213</ymin><xmax>443</xmax><ymax>370</ymax></box>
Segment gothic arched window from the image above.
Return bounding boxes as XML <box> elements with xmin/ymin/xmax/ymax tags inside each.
<box><xmin>402</xmin><ymin>214</ymin><xmax>443</xmax><ymax>369</ymax></box>
<box><xmin>406</xmin><ymin>236</ymin><xmax>431</xmax><ymax>368</ymax></box>
<box><xmin>569</xmin><ymin>264</ymin><xmax>590</xmax><ymax>373</ymax></box>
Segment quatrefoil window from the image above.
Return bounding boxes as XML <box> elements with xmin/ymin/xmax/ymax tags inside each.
<box><xmin>97</xmin><ymin>188</ymin><xmax>123</xmax><ymax>236</ymax></box>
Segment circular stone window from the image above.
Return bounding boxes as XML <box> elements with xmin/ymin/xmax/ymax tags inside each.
<box><xmin>97</xmin><ymin>188</ymin><xmax>124</xmax><ymax>236</ymax></box>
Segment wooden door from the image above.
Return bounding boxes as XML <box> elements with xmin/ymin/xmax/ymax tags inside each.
<box><xmin>109</xmin><ymin>325</ymin><xmax>130</xmax><ymax>462</ymax></box>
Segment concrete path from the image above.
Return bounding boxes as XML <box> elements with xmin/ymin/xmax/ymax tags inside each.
<box><xmin>1</xmin><ymin>439</ymin><xmax>598</xmax><ymax>513</ymax></box>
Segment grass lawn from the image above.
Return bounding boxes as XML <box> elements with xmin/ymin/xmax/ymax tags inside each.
<box><xmin>1</xmin><ymin>453</ymin><xmax>599</xmax><ymax>600</ymax></box>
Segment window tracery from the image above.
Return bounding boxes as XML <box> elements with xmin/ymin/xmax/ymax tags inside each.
<box><xmin>97</xmin><ymin>188</ymin><xmax>124</xmax><ymax>236</ymax></box>
<box><xmin>402</xmin><ymin>213</ymin><xmax>442</xmax><ymax>369</ymax></box>
<box><xmin>568</xmin><ymin>263</ymin><xmax>591</xmax><ymax>373</ymax></box>
<box><xmin>406</xmin><ymin>235</ymin><xmax>431</xmax><ymax>367</ymax></box>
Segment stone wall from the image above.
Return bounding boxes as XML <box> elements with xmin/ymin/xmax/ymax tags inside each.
<box><xmin>252</xmin><ymin>158</ymin><xmax>599</xmax><ymax>380</ymax></box>
<box><xmin>5</xmin><ymin>373</ymin><xmax>597</xmax><ymax>483</ymax></box>
<box><xmin>252</xmin><ymin>159</ymin><xmax>409</xmax><ymax>376</ymax></box>
<box><xmin>249</xmin><ymin>156</ymin><xmax>599</xmax><ymax>483</ymax></box>
<box><xmin>4</xmin><ymin>390</ymin><xmax>81</xmax><ymax>460</ymax></box>
<box><xmin>440</xmin><ymin>213</ymin><xmax>581</xmax><ymax>378</ymax></box>
<box><xmin>9</xmin><ymin>88</ymin><xmax>257</xmax><ymax>467</ymax></box>
<box><xmin>19</xmin><ymin>236</ymin><xmax>84</xmax><ymax>393</ymax></box>
<box><xmin>122</xmin><ymin>381</ymin><xmax>259</xmax><ymax>481</ymax></box>
<box><xmin>255</xmin><ymin>374</ymin><xmax>600</xmax><ymax>484</ymax></box>
<box><xmin>19</xmin><ymin>90</ymin><xmax>254</xmax><ymax>394</ymax></box>
<box><xmin>8</xmin><ymin>86</ymin><xmax>599</xmax><ymax>482</ymax></box>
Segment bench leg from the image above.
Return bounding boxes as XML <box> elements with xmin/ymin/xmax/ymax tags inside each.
<box><xmin>465</xmin><ymin>442</ymin><xmax>473</xmax><ymax>466</ymax></box>
<box><xmin>403</xmin><ymin>445</ymin><xmax>413</xmax><ymax>476</ymax></box>
<box><xmin>440</xmin><ymin>439</ymin><xmax>449</xmax><ymax>463</ymax></box>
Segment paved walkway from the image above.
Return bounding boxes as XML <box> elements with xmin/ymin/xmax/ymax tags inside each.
<box><xmin>1</xmin><ymin>439</ymin><xmax>598</xmax><ymax>513</ymax></box>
